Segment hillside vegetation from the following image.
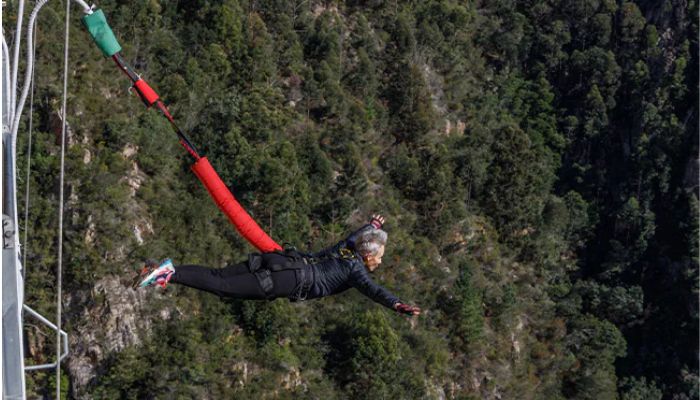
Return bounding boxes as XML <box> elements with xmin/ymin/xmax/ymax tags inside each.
<box><xmin>9</xmin><ymin>0</ymin><xmax>698</xmax><ymax>398</ymax></box>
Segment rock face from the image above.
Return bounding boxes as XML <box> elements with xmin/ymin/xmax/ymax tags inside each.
<box><xmin>66</xmin><ymin>276</ymin><xmax>152</xmax><ymax>397</ymax></box>
<box><xmin>281</xmin><ymin>367</ymin><xmax>304</xmax><ymax>390</ymax></box>
<box><xmin>62</xmin><ymin>140</ymin><xmax>158</xmax><ymax>397</ymax></box>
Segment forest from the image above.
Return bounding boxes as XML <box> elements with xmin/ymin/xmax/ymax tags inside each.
<box><xmin>6</xmin><ymin>0</ymin><xmax>698</xmax><ymax>398</ymax></box>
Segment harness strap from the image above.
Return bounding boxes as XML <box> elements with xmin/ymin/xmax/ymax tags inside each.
<box><xmin>290</xmin><ymin>267</ymin><xmax>314</xmax><ymax>302</ymax></box>
<box><xmin>256</xmin><ymin>269</ymin><xmax>274</xmax><ymax>299</ymax></box>
<box><xmin>248</xmin><ymin>253</ymin><xmax>274</xmax><ymax>299</ymax></box>
<box><xmin>338</xmin><ymin>247</ymin><xmax>355</xmax><ymax>260</ymax></box>
<box><xmin>247</xmin><ymin>247</ymin><xmax>355</xmax><ymax>301</ymax></box>
<box><xmin>248</xmin><ymin>252</ymin><xmax>308</xmax><ymax>300</ymax></box>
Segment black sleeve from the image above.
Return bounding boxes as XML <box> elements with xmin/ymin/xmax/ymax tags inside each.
<box><xmin>312</xmin><ymin>224</ymin><xmax>374</xmax><ymax>258</ymax></box>
<box><xmin>349</xmin><ymin>264</ymin><xmax>400</xmax><ymax>310</ymax></box>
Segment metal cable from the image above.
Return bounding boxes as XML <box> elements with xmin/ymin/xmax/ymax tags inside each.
<box><xmin>22</xmin><ymin>20</ymin><xmax>38</xmax><ymax>272</ymax></box>
<box><xmin>10</xmin><ymin>0</ymin><xmax>26</xmax><ymax>118</ymax></box>
<box><xmin>7</xmin><ymin>0</ymin><xmax>48</xmax><ymax>258</ymax></box>
<box><xmin>10</xmin><ymin>0</ymin><xmax>49</xmax><ymax>149</ymax></box>
<box><xmin>73</xmin><ymin>0</ymin><xmax>93</xmax><ymax>14</ymax></box>
<box><xmin>2</xmin><ymin>35</ymin><xmax>12</xmax><ymax>122</ymax></box>
<box><xmin>57</xmin><ymin>0</ymin><xmax>72</xmax><ymax>396</ymax></box>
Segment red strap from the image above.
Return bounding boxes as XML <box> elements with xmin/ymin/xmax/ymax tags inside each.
<box><xmin>191</xmin><ymin>157</ymin><xmax>282</xmax><ymax>252</ymax></box>
<box><xmin>133</xmin><ymin>79</ymin><xmax>159</xmax><ymax>107</ymax></box>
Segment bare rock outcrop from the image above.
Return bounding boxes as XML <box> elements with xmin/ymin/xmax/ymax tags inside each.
<box><xmin>66</xmin><ymin>276</ymin><xmax>158</xmax><ymax>397</ymax></box>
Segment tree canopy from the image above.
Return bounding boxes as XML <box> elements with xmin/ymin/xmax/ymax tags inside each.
<box><xmin>8</xmin><ymin>0</ymin><xmax>697</xmax><ymax>398</ymax></box>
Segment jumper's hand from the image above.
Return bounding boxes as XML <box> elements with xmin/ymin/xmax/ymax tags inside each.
<box><xmin>370</xmin><ymin>214</ymin><xmax>386</xmax><ymax>229</ymax></box>
<box><xmin>394</xmin><ymin>302</ymin><xmax>421</xmax><ymax>316</ymax></box>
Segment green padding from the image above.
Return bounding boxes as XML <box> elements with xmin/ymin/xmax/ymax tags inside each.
<box><xmin>82</xmin><ymin>9</ymin><xmax>122</xmax><ymax>57</ymax></box>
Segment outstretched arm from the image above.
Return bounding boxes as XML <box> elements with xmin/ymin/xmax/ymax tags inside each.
<box><xmin>350</xmin><ymin>266</ymin><xmax>401</xmax><ymax>310</ymax></box>
<box><xmin>349</xmin><ymin>267</ymin><xmax>421</xmax><ymax>316</ymax></box>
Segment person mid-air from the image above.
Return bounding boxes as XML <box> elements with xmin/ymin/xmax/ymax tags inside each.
<box><xmin>136</xmin><ymin>215</ymin><xmax>421</xmax><ymax>316</ymax></box>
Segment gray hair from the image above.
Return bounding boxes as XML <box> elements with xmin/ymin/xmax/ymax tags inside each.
<box><xmin>355</xmin><ymin>228</ymin><xmax>388</xmax><ymax>256</ymax></box>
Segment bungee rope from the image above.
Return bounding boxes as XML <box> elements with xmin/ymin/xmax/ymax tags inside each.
<box><xmin>81</xmin><ymin>6</ymin><xmax>282</xmax><ymax>252</ymax></box>
<box><xmin>110</xmin><ymin>52</ymin><xmax>201</xmax><ymax>160</ymax></box>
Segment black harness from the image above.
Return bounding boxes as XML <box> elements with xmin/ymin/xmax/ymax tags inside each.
<box><xmin>247</xmin><ymin>246</ymin><xmax>358</xmax><ymax>301</ymax></box>
<box><xmin>247</xmin><ymin>249</ymin><xmax>313</xmax><ymax>301</ymax></box>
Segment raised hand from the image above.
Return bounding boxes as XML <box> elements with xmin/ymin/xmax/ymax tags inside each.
<box><xmin>370</xmin><ymin>214</ymin><xmax>386</xmax><ymax>229</ymax></box>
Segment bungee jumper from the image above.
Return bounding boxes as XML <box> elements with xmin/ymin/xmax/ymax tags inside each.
<box><xmin>135</xmin><ymin>215</ymin><xmax>421</xmax><ymax>316</ymax></box>
<box><xmin>80</xmin><ymin>8</ymin><xmax>420</xmax><ymax>315</ymax></box>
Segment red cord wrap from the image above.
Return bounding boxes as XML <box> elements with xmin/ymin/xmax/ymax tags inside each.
<box><xmin>133</xmin><ymin>79</ymin><xmax>159</xmax><ymax>107</ymax></box>
<box><xmin>191</xmin><ymin>157</ymin><xmax>282</xmax><ymax>252</ymax></box>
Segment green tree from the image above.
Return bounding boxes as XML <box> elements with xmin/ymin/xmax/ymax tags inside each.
<box><xmin>618</xmin><ymin>376</ymin><xmax>662</xmax><ymax>400</ymax></box>
<box><xmin>564</xmin><ymin>315</ymin><xmax>627</xmax><ymax>400</ymax></box>
<box><xmin>452</xmin><ymin>261</ymin><xmax>484</xmax><ymax>351</ymax></box>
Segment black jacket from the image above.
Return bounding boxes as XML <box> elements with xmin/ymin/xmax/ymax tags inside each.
<box><xmin>302</xmin><ymin>224</ymin><xmax>400</xmax><ymax>309</ymax></box>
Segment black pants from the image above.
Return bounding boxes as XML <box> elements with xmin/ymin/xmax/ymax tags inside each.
<box><xmin>171</xmin><ymin>262</ymin><xmax>298</xmax><ymax>300</ymax></box>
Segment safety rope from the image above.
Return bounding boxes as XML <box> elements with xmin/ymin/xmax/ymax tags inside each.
<box><xmin>22</xmin><ymin>19</ymin><xmax>38</xmax><ymax>271</ymax></box>
<box><xmin>56</xmin><ymin>0</ymin><xmax>72</xmax><ymax>396</ymax></box>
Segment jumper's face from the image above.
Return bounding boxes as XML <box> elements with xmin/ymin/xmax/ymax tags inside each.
<box><xmin>363</xmin><ymin>245</ymin><xmax>385</xmax><ymax>272</ymax></box>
